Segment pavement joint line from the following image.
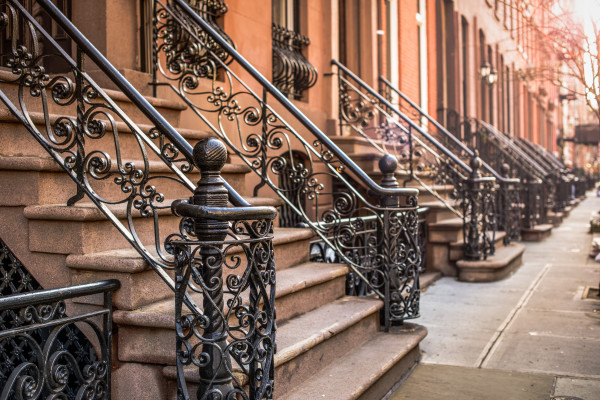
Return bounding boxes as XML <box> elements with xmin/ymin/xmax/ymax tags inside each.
<box><xmin>476</xmin><ymin>263</ymin><xmax>553</xmax><ymax>368</ymax></box>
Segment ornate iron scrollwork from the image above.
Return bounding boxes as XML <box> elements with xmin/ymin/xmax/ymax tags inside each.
<box><xmin>0</xmin><ymin>0</ymin><xmax>205</xmax><ymax>305</ymax></box>
<box><xmin>336</xmin><ymin>62</ymin><xmax>498</xmax><ymax>260</ymax></box>
<box><xmin>0</xmin><ymin>238</ymin><xmax>118</xmax><ymax>399</ymax></box>
<box><xmin>272</xmin><ymin>23</ymin><xmax>317</xmax><ymax>100</ymax></box>
<box><xmin>152</xmin><ymin>0</ymin><xmax>421</xmax><ymax>329</ymax></box>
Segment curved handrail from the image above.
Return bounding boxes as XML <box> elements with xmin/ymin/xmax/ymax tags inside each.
<box><xmin>38</xmin><ymin>0</ymin><xmax>250</xmax><ymax>207</ymax></box>
<box><xmin>0</xmin><ymin>280</ymin><xmax>121</xmax><ymax>309</ymax></box>
<box><xmin>478</xmin><ymin>121</ymin><xmax>550</xmax><ymax>179</ymax></box>
<box><xmin>170</xmin><ymin>0</ymin><xmax>416</xmax><ymax>199</ymax></box>
<box><xmin>378</xmin><ymin>75</ymin><xmax>519</xmax><ymax>184</ymax></box>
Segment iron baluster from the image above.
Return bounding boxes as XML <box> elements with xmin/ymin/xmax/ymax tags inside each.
<box><xmin>378</xmin><ymin>155</ymin><xmax>421</xmax><ymax>330</ymax></box>
<box><xmin>463</xmin><ymin>152</ymin><xmax>496</xmax><ymax>260</ymax></box>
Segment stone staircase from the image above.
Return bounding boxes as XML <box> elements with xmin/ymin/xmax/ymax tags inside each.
<box><xmin>0</xmin><ymin>73</ymin><xmax>426</xmax><ymax>399</ymax></box>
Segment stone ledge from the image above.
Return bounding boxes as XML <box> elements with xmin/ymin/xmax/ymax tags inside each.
<box><xmin>456</xmin><ymin>243</ymin><xmax>525</xmax><ymax>282</ymax></box>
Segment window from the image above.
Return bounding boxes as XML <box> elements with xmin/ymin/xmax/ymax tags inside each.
<box><xmin>272</xmin><ymin>0</ymin><xmax>317</xmax><ymax>100</ymax></box>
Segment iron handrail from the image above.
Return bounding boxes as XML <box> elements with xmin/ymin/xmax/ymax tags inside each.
<box><xmin>331</xmin><ymin>60</ymin><xmax>472</xmax><ymax>174</ymax></box>
<box><xmin>37</xmin><ymin>0</ymin><xmax>250</xmax><ymax>207</ymax></box>
<box><xmin>170</xmin><ymin>0</ymin><xmax>416</xmax><ymax>198</ymax></box>
<box><xmin>0</xmin><ymin>280</ymin><xmax>121</xmax><ymax>310</ymax></box>
<box><xmin>478</xmin><ymin>120</ymin><xmax>550</xmax><ymax>179</ymax></box>
<box><xmin>378</xmin><ymin>76</ymin><xmax>519</xmax><ymax>184</ymax></box>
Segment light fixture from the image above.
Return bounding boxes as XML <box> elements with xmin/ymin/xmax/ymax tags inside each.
<box><xmin>480</xmin><ymin>62</ymin><xmax>491</xmax><ymax>79</ymax></box>
<box><xmin>488</xmin><ymin>68</ymin><xmax>498</xmax><ymax>85</ymax></box>
<box><xmin>480</xmin><ymin>62</ymin><xmax>497</xmax><ymax>86</ymax></box>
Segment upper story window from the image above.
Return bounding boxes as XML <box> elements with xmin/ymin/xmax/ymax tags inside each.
<box><xmin>272</xmin><ymin>0</ymin><xmax>317</xmax><ymax>100</ymax></box>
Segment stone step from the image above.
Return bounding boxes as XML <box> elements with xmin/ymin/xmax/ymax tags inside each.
<box><xmin>0</xmin><ymin>156</ymin><xmax>249</xmax><ymax>205</ymax></box>
<box><xmin>521</xmin><ymin>223</ymin><xmax>553</xmax><ymax>242</ymax></box>
<box><xmin>281</xmin><ymin>324</ymin><xmax>427</xmax><ymax>400</ymax></box>
<box><xmin>449</xmin><ymin>231</ymin><xmax>507</xmax><ymax>261</ymax></box>
<box><xmin>456</xmin><ymin>242</ymin><xmax>526</xmax><ymax>282</ymax></box>
<box><xmin>413</xmin><ymin>184</ymin><xmax>456</xmax><ymax>204</ymax></box>
<box><xmin>428</xmin><ymin>217</ymin><xmax>464</xmax><ymax>244</ymax></box>
<box><xmin>159</xmin><ymin>296</ymin><xmax>383</xmax><ymax>399</ymax></box>
<box><xmin>420</xmin><ymin>200</ymin><xmax>461</xmax><ymax>223</ymax></box>
<box><xmin>420</xmin><ymin>271</ymin><xmax>442</xmax><ymax>291</ymax></box>
<box><xmin>547</xmin><ymin>211</ymin><xmax>564</xmax><ymax>227</ymax></box>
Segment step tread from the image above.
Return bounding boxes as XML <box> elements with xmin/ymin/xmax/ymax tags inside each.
<box><xmin>111</xmin><ymin>261</ymin><xmax>347</xmax><ymax>328</ymax></box>
<box><xmin>456</xmin><ymin>242</ymin><xmax>525</xmax><ymax>269</ymax></box>
<box><xmin>281</xmin><ymin>324</ymin><xmax>427</xmax><ymax>400</ymax></box>
<box><xmin>522</xmin><ymin>223</ymin><xmax>553</xmax><ymax>233</ymax></box>
<box><xmin>24</xmin><ymin>195</ymin><xmax>278</xmax><ymax>222</ymax></box>
<box><xmin>67</xmin><ymin>227</ymin><xmax>315</xmax><ymax>273</ymax></box>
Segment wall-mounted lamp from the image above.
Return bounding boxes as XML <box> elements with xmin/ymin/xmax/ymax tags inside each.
<box><xmin>480</xmin><ymin>62</ymin><xmax>498</xmax><ymax>86</ymax></box>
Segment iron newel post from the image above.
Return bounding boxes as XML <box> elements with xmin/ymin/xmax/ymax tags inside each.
<box><xmin>378</xmin><ymin>154</ymin><xmax>400</xmax><ymax>330</ymax></box>
<box><xmin>175</xmin><ymin>137</ymin><xmax>235</xmax><ymax>399</ymax></box>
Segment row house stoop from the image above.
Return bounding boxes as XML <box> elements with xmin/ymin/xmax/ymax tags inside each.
<box><xmin>0</xmin><ymin>70</ymin><xmax>427</xmax><ymax>399</ymax></box>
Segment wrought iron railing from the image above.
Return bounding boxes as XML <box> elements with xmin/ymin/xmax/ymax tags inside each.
<box><xmin>376</xmin><ymin>77</ymin><xmax>524</xmax><ymax>245</ymax></box>
<box><xmin>0</xmin><ymin>1</ymin><xmax>278</xmax><ymax>398</ymax></box>
<box><xmin>272</xmin><ymin>23</ymin><xmax>317</xmax><ymax>100</ymax></box>
<box><xmin>331</xmin><ymin>61</ymin><xmax>500</xmax><ymax>260</ymax></box>
<box><xmin>150</xmin><ymin>0</ymin><xmax>421</xmax><ymax>328</ymax></box>
<box><xmin>513</xmin><ymin>137</ymin><xmax>574</xmax><ymax>210</ymax></box>
<box><xmin>0</xmin><ymin>278</ymin><xmax>120</xmax><ymax>399</ymax></box>
<box><xmin>472</xmin><ymin>120</ymin><xmax>552</xmax><ymax>229</ymax></box>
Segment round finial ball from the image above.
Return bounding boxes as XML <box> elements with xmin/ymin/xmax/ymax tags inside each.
<box><xmin>379</xmin><ymin>154</ymin><xmax>398</xmax><ymax>175</ymax></box>
<box><xmin>192</xmin><ymin>138</ymin><xmax>227</xmax><ymax>171</ymax></box>
<box><xmin>501</xmin><ymin>163</ymin><xmax>510</xmax><ymax>175</ymax></box>
<box><xmin>470</xmin><ymin>150</ymin><xmax>482</xmax><ymax>170</ymax></box>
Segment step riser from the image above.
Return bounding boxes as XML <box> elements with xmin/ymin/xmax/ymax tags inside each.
<box><xmin>429</xmin><ymin>227</ymin><xmax>463</xmax><ymax>244</ymax></box>
<box><xmin>426</xmin><ymin>208</ymin><xmax>458</xmax><ymax>224</ymax></box>
<box><xmin>72</xmin><ymin>268</ymin><xmax>173</xmax><ymax>311</ymax></box>
<box><xmin>28</xmin><ymin>215</ymin><xmax>182</xmax><ymax>255</ymax></box>
<box><xmin>426</xmin><ymin>243</ymin><xmax>457</xmax><ymax>276</ymax></box>
<box><xmin>276</xmin><ymin>275</ymin><xmax>346</xmax><ymax>323</ymax></box>
<box><xmin>0</xmin><ymin>169</ymin><xmax>246</xmax><ymax>206</ymax></box>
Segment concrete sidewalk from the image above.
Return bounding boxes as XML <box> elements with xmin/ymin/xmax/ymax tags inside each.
<box><xmin>389</xmin><ymin>194</ymin><xmax>600</xmax><ymax>399</ymax></box>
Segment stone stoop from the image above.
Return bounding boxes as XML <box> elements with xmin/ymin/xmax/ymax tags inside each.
<box><xmin>449</xmin><ymin>231</ymin><xmax>507</xmax><ymax>262</ymax></box>
<box><xmin>547</xmin><ymin>211</ymin><xmax>564</xmax><ymax>227</ymax></box>
<box><xmin>521</xmin><ymin>223</ymin><xmax>553</xmax><ymax>242</ymax></box>
<box><xmin>456</xmin><ymin>243</ymin><xmax>526</xmax><ymax>282</ymax></box>
<box><xmin>426</xmin><ymin>217</ymin><xmax>464</xmax><ymax>276</ymax></box>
